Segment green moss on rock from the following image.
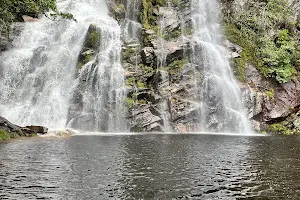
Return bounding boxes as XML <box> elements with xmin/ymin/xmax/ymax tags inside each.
<box><xmin>168</xmin><ymin>59</ymin><xmax>187</xmax><ymax>75</ymax></box>
<box><xmin>87</xmin><ymin>30</ymin><xmax>101</xmax><ymax>49</ymax></box>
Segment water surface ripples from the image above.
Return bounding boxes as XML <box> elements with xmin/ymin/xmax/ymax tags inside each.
<box><xmin>0</xmin><ymin>134</ymin><xmax>300</xmax><ymax>199</ymax></box>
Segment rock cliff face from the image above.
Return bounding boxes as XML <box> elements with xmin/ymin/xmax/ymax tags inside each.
<box><xmin>107</xmin><ymin>0</ymin><xmax>299</xmax><ymax>134</ymax></box>
<box><xmin>107</xmin><ymin>0</ymin><xmax>250</xmax><ymax>133</ymax></box>
<box><xmin>108</xmin><ymin>0</ymin><xmax>201</xmax><ymax>132</ymax></box>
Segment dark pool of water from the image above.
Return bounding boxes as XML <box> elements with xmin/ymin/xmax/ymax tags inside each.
<box><xmin>0</xmin><ymin>134</ymin><xmax>300</xmax><ymax>199</ymax></box>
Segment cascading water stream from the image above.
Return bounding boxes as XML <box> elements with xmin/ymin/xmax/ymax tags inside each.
<box><xmin>156</xmin><ymin>5</ymin><xmax>172</xmax><ymax>132</ymax></box>
<box><xmin>191</xmin><ymin>0</ymin><xmax>251</xmax><ymax>133</ymax></box>
<box><xmin>0</xmin><ymin>0</ymin><xmax>126</xmax><ymax>132</ymax></box>
<box><xmin>121</xmin><ymin>0</ymin><xmax>141</xmax><ymax>42</ymax></box>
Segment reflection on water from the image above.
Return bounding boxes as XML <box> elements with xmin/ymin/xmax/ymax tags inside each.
<box><xmin>0</xmin><ymin>135</ymin><xmax>300</xmax><ymax>199</ymax></box>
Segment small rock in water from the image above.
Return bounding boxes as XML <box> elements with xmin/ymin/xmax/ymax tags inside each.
<box><xmin>26</xmin><ymin>126</ymin><xmax>48</xmax><ymax>134</ymax></box>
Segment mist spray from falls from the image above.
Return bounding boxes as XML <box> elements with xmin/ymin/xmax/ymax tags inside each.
<box><xmin>0</xmin><ymin>0</ymin><xmax>127</xmax><ymax>132</ymax></box>
<box><xmin>191</xmin><ymin>0</ymin><xmax>251</xmax><ymax>133</ymax></box>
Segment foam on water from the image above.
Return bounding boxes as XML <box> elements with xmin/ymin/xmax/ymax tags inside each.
<box><xmin>72</xmin><ymin>131</ymin><xmax>265</xmax><ymax>137</ymax></box>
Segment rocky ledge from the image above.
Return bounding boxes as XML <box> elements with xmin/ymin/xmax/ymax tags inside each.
<box><xmin>0</xmin><ymin>116</ymin><xmax>48</xmax><ymax>141</ymax></box>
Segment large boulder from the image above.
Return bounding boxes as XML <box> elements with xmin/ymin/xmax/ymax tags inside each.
<box><xmin>263</xmin><ymin>78</ymin><xmax>300</xmax><ymax>121</ymax></box>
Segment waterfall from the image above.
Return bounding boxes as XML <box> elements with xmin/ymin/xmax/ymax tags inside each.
<box><xmin>156</xmin><ymin>6</ymin><xmax>172</xmax><ymax>132</ymax></box>
<box><xmin>121</xmin><ymin>0</ymin><xmax>141</xmax><ymax>42</ymax></box>
<box><xmin>0</xmin><ymin>0</ymin><xmax>127</xmax><ymax>132</ymax></box>
<box><xmin>191</xmin><ymin>0</ymin><xmax>251</xmax><ymax>133</ymax></box>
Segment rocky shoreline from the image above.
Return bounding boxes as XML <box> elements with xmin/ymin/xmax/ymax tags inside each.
<box><xmin>0</xmin><ymin>116</ymin><xmax>48</xmax><ymax>141</ymax></box>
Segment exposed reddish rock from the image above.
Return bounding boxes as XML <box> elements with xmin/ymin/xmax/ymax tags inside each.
<box><xmin>26</xmin><ymin>126</ymin><xmax>48</xmax><ymax>134</ymax></box>
<box><xmin>22</xmin><ymin>15</ymin><xmax>39</xmax><ymax>22</ymax></box>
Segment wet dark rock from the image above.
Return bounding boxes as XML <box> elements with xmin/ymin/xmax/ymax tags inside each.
<box><xmin>240</xmin><ymin>85</ymin><xmax>265</xmax><ymax>120</ymax></box>
<box><xmin>244</xmin><ymin>64</ymin><xmax>300</xmax><ymax>121</ymax></box>
<box><xmin>140</xmin><ymin>47</ymin><xmax>156</xmax><ymax>67</ymax></box>
<box><xmin>152</xmin><ymin>38</ymin><xmax>188</xmax><ymax>66</ymax></box>
<box><xmin>239</xmin><ymin>60</ymin><xmax>300</xmax><ymax>133</ymax></box>
<box><xmin>107</xmin><ymin>0</ymin><xmax>125</xmax><ymax>22</ymax></box>
<box><xmin>26</xmin><ymin>126</ymin><xmax>48</xmax><ymax>134</ymax></box>
<box><xmin>136</xmin><ymin>92</ymin><xmax>158</xmax><ymax>104</ymax></box>
<box><xmin>224</xmin><ymin>39</ymin><xmax>242</xmax><ymax>58</ymax></box>
<box><xmin>153</xmin><ymin>70</ymin><xmax>170</xmax><ymax>89</ymax></box>
<box><xmin>159</xmin><ymin>7</ymin><xmax>180</xmax><ymax>36</ymax></box>
<box><xmin>0</xmin><ymin>35</ymin><xmax>10</xmax><ymax>52</ymax></box>
<box><xmin>170</xmin><ymin>98</ymin><xmax>200</xmax><ymax>124</ymax></box>
<box><xmin>128</xmin><ymin>104</ymin><xmax>163</xmax><ymax>132</ymax></box>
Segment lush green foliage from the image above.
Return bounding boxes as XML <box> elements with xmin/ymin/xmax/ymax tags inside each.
<box><xmin>0</xmin><ymin>0</ymin><xmax>74</xmax><ymax>35</ymax></box>
<box><xmin>168</xmin><ymin>59</ymin><xmax>187</xmax><ymax>75</ymax></box>
<box><xmin>0</xmin><ymin>130</ymin><xmax>10</xmax><ymax>141</ymax></box>
<box><xmin>87</xmin><ymin>31</ymin><xmax>101</xmax><ymax>49</ymax></box>
<box><xmin>269</xmin><ymin>123</ymin><xmax>292</xmax><ymax>135</ymax></box>
<box><xmin>0</xmin><ymin>0</ymin><xmax>57</xmax><ymax>22</ymax></box>
<box><xmin>223</xmin><ymin>0</ymin><xmax>299</xmax><ymax>83</ymax></box>
<box><xmin>259</xmin><ymin>30</ymin><xmax>297</xmax><ymax>83</ymax></box>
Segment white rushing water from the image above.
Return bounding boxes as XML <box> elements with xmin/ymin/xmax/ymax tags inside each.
<box><xmin>121</xmin><ymin>0</ymin><xmax>141</xmax><ymax>42</ymax></box>
<box><xmin>191</xmin><ymin>0</ymin><xmax>252</xmax><ymax>133</ymax></box>
<box><xmin>0</xmin><ymin>0</ymin><xmax>126</xmax><ymax>131</ymax></box>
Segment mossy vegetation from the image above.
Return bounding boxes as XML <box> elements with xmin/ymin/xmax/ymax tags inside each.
<box><xmin>223</xmin><ymin>0</ymin><xmax>299</xmax><ymax>83</ymax></box>
<box><xmin>140</xmin><ymin>0</ymin><xmax>165</xmax><ymax>30</ymax></box>
<box><xmin>269</xmin><ymin>123</ymin><xmax>292</xmax><ymax>135</ymax></box>
<box><xmin>164</xmin><ymin>30</ymin><xmax>181</xmax><ymax>41</ymax></box>
<box><xmin>0</xmin><ymin>130</ymin><xmax>10</xmax><ymax>141</ymax></box>
<box><xmin>265</xmin><ymin>88</ymin><xmax>275</xmax><ymax>100</ymax></box>
<box><xmin>268</xmin><ymin>110</ymin><xmax>300</xmax><ymax>135</ymax></box>
<box><xmin>125</xmin><ymin>76</ymin><xmax>147</xmax><ymax>89</ymax></box>
<box><xmin>125</xmin><ymin>77</ymin><xmax>136</xmax><ymax>86</ymax></box>
<box><xmin>122</xmin><ymin>47</ymin><xmax>137</xmax><ymax>61</ymax></box>
<box><xmin>125</xmin><ymin>98</ymin><xmax>134</xmax><ymax>109</ymax></box>
<box><xmin>139</xmin><ymin>64</ymin><xmax>154</xmax><ymax>75</ymax></box>
<box><xmin>224</xmin><ymin>23</ymin><xmax>260</xmax><ymax>82</ymax></box>
<box><xmin>140</xmin><ymin>0</ymin><xmax>167</xmax><ymax>46</ymax></box>
<box><xmin>0</xmin><ymin>130</ymin><xmax>24</xmax><ymax>141</ymax></box>
<box><xmin>87</xmin><ymin>30</ymin><xmax>101</xmax><ymax>49</ymax></box>
<box><xmin>168</xmin><ymin>59</ymin><xmax>187</xmax><ymax>75</ymax></box>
